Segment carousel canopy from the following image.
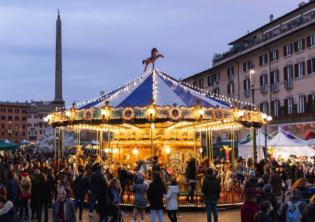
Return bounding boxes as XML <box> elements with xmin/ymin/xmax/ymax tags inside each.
<box><xmin>78</xmin><ymin>69</ymin><xmax>231</xmax><ymax>109</ymax></box>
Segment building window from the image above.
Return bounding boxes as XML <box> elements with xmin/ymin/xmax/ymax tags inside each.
<box><xmin>307</xmin><ymin>58</ymin><xmax>315</xmax><ymax>74</ymax></box>
<box><xmin>270</xmin><ymin>70</ymin><xmax>279</xmax><ymax>92</ymax></box>
<box><xmin>294</xmin><ymin>39</ymin><xmax>305</xmax><ymax>52</ymax></box>
<box><xmin>0</xmin><ymin>108</ymin><xmax>6</xmax><ymax>112</ymax></box>
<box><xmin>227</xmin><ymin>66</ymin><xmax>234</xmax><ymax>81</ymax></box>
<box><xmin>8</xmin><ymin>116</ymin><xmax>12</xmax><ymax>121</ymax></box>
<box><xmin>213</xmin><ymin>87</ymin><xmax>220</xmax><ymax>95</ymax></box>
<box><xmin>227</xmin><ymin>82</ymin><xmax>234</xmax><ymax>96</ymax></box>
<box><xmin>1</xmin><ymin>124</ymin><xmax>4</xmax><ymax>129</ymax></box>
<box><xmin>259</xmin><ymin>74</ymin><xmax>268</xmax><ymax>94</ymax></box>
<box><xmin>294</xmin><ymin>61</ymin><xmax>305</xmax><ymax>78</ymax></box>
<box><xmin>243</xmin><ymin>61</ymin><xmax>251</xmax><ymax>72</ymax></box>
<box><xmin>22</xmin><ymin>124</ymin><xmax>25</xmax><ymax>129</ymax></box>
<box><xmin>22</xmin><ymin>117</ymin><xmax>26</xmax><ymax>121</ymax></box>
<box><xmin>284</xmin><ymin>65</ymin><xmax>294</xmax><ymax>89</ymax></box>
<box><xmin>307</xmin><ymin>34</ymin><xmax>315</xmax><ymax>47</ymax></box>
<box><xmin>22</xmin><ymin>132</ymin><xmax>25</xmax><ymax>137</ymax></box>
<box><xmin>285</xmin><ymin>97</ymin><xmax>294</xmax><ymax>115</ymax></box>
<box><xmin>271</xmin><ymin>100</ymin><xmax>280</xmax><ymax>117</ymax></box>
<box><xmin>298</xmin><ymin>95</ymin><xmax>306</xmax><ymax>114</ymax></box>
<box><xmin>309</xmin><ymin>93</ymin><xmax>315</xmax><ymax>112</ymax></box>
<box><xmin>243</xmin><ymin>79</ymin><xmax>251</xmax><ymax>97</ymax></box>
<box><xmin>14</xmin><ymin>109</ymin><xmax>19</xmax><ymax>113</ymax></box>
<box><xmin>213</xmin><ymin>73</ymin><xmax>220</xmax><ymax>84</ymax></box>
<box><xmin>193</xmin><ymin>81</ymin><xmax>197</xmax><ymax>87</ymax></box>
<box><xmin>270</xmin><ymin>49</ymin><xmax>279</xmax><ymax>62</ymax></box>
<box><xmin>283</xmin><ymin>44</ymin><xmax>293</xmax><ymax>56</ymax></box>
<box><xmin>260</xmin><ymin>102</ymin><xmax>269</xmax><ymax>114</ymax></box>
<box><xmin>8</xmin><ymin>109</ymin><xmax>12</xmax><ymax>113</ymax></box>
<box><xmin>207</xmin><ymin>75</ymin><xmax>213</xmax><ymax>86</ymax></box>
<box><xmin>21</xmin><ymin>109</ymin><xmax>27</xmax><ymax>114</ymax></box>
<box><xmin>259</xmin><ymin>53</ymin><xmax>268</xmax><ymax>66</ymax></box>
<box><xmin>0</xmin><ymin>116</ymin><xmax>5</xmax><ymax>120</ymax></box>
<box><xmin>198</xmin><ymin>79</ymin><xmax>204</xmax><ymax>88</ymax></box>
<box><xmin>14</xmin><ymin>116</ymin><xmax>19</xmax><ymax>121</ymax></box>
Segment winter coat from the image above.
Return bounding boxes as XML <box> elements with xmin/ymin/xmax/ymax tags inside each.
<box><xmin>269</xmin><ymin>173</ymin><xmax>282</xmax><ymax>195</ymax></box>
<box><xmin>254</xmin><ymin>211</ymin><xmax>273</xmax><ymax>222</ymax></box>
<box><xmin>52</xmin><ymin>199</ymin><xmax>76</xmax><ymax>222</ymax></box>
<box><xmin>132</xmin><ymin>182</ymin><xmax>148</xmax><ymax>208</ymax></box>
<box><xmin>279</xmin><ymin>198</ymin><xmax>307</xmax><ymax>222</ymax></box>
<box><xmin>301</xmin><ymin>203</ymin><xmax>315</xmax><ymax>222</ymax></box>
<box><xmin>147</xmin><ymin>178</ymin><xmax>166</xmax><ymax>210</ymax></box>
<box><xmin>241</xmin><ymin>200</ymin><xmax>259</xmax><ymax>222</ymax></box>
<box><xmin>73</xmin><ymin>174</ymin><xmax>90</xmax><ymax>196</ymax></box>
<box><xmin>245</xmin><ymin>177</ymin><xmax>259</xmax><ymax>191</ymax></box>
<box><xmin>6</xmin><ymin>179</ymin><xmax>20</xmax><ymax>204</ymax></box>
<box><xmin>186</xmin><ymin>160</ymin><xmax>196</xmax><ymax>181</ymax></box>
<box><xmin>201</xmin><ymin>175</ymin><xmax>221</xmax><ymax>201</ymax></box>
<box><xmin>164</xmin><ymin>185</ymin><xmax>179</xmax><ymax>210</ymax></box>
<box><xmin>0</xmin><ymin>200</ymin><xmax>19</xmax><ymax>222</ymax></box>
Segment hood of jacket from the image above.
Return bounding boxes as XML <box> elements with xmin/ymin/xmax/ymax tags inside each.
<box><xmin>0</xmin><ymin>200</ymin><xmax>14</xmax><ymax>216</ymax></box>
<box><xmin>168</xmin><ymin>185</ymin><xmax>179</xmax><ymax>194</ymax></box>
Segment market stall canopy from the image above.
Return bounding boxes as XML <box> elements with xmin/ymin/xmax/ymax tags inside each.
<box><xmin>268</xmin><ymin>127</ymin><xmax>315</xmax><ymax>158</ymax></box>
<box><xmin>238</xmin><ymin>131</ymin><xmax>269</xmax><ymax>160</ymax></box>
<box><xmin>78</xmin><ymin>69</ymin><xmax>231</xmax><ymax>109</ymax></box>
<box><xmin>0</xmin><ymin>140</ymin><xmax>18</xmax><ymax>151</ymax></box>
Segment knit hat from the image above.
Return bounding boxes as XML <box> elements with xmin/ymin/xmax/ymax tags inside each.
<box><xmin>263</xmin><ymin>184</ymin><xmax>272</xmax><ymax>193</ymax></box>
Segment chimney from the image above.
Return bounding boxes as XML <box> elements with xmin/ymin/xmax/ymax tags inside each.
<box><xmin>298</xmin><ymin>2</ymin><xmax>306</xmax><ymax>7</ymax></box>
<box><xmin>269</xmin><ymin>14</ymin><xmax>274</xmax><ymax>22</ymax></box>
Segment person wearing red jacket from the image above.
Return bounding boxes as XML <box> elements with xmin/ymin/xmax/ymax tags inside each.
<box><xmin>241</xmin><ymin>188</ymin><xmax>259</xmax><ymax>222</ymax></box>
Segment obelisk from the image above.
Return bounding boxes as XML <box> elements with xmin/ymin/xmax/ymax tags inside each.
<box><xmin>52</xmin><ymin>10</ymin><xmax>65</xmax><ymax>109</ymax></box>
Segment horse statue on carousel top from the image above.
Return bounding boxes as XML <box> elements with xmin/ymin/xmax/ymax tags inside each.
<box><xmin>142</xmin><ymin>48</ymin><xmax>164</xmax><ymax>72</ymax></box>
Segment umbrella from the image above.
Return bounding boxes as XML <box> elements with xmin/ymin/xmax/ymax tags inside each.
<box><xmin>0</xmin><ymin>140</ymin><xmax>18</xmax><ymax>151</ymax></box>
<box><xmin>20</xmin><ymin>140</ymin><xmax>30</xmax><ymax>145</ymax></box>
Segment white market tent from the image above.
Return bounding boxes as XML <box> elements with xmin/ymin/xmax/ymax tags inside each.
<box><xmin>268</xmin><ymin>127</ymin><xmax>315</xmax><ymax>159</ymax></box>
<box><xmin>238</xmin><ymin>131</ymin><xmax>268</xmax><ymax>160</ymax></box>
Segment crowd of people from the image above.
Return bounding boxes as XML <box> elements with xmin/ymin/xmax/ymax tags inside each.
<box><xmin>0</xmin><ymin>148</ymin><xmax>314</xmax><ymax>222</ymax></box>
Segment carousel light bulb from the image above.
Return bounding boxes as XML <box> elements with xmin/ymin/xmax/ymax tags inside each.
<box><xmin>104</xmin><ymin>148</ymin><xmax>110</xmax><ymax>153</ymax></box>
<box><xmin>198</xmin><ymin>109</ymin><xmax>205</xmax><ymax>116</ymax></box>
<box><xmin>267</xmin><ymin>116</ymin><xmax>273</xmax><ymax>121</ymax></box>
<box><xmin>237</xmin><ymin>110</ymin><xmax>245</xmax><ymax>117</ymax></box>
<box><xmin>148</xmin><ymin>107</ymin><xmax>156</xmax><ymax>116</ymax></box>
<box><xmin>262</xmin><ymin>113</ymin><xmax>267</xmax><ymax>119</ymax></box>
<box><xmin>132</xmin><ymin>149</ymin><xmax>139</xmax><ymax>155</ymax></box>
<box><xmin>65</xmin><ymin>110</ymin><xmax>71</xmax><ymax>117</ymax></box>
<box><xmin>112</xmin><ymin>148</ymin><xmax>118</xmax><ymax>154</ymax></box>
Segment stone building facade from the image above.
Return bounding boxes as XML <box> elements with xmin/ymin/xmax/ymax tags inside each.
<box><xmin>184</xmin><ymin>1</ymin><xmax>315</xmax><ymax>139</ymax></box>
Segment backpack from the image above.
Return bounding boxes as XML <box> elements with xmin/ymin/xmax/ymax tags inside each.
<box><xmin>286</xmin><ymin>201</ymin><xmax>302</xmax><ymax>222</ymax></box>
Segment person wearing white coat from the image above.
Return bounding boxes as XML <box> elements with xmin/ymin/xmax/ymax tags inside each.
<box><xmin>164</xmin><ymin>180</ymin><xmax>179</xmax><ymax>222</ymax></box>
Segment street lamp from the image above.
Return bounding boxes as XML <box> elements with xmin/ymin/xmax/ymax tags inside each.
<box><xmin>249</xmin><ymin>68</ymin><xmax>257</xmax><ymax>163</ymax></box>
<box><xmin>262</xmin><ymin>115</ymin><xmax>272</xmax><ymax>160</ymax></box>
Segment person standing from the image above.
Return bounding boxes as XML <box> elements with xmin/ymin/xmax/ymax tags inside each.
<box><xmin>201</xmin><ymin>168</ymin><xmax>221</xmax><ymax>222</ymax></box>
<box><xmin>131</xmin><ymin>174</ymin><xmax>148</xmax><ymax>222</ymax></box>
<box><xmin>0</xmin><ymin>195</ymin><xmax>19</xmax><ymax>222</ymax></box>
<box><xmin>164</xmin><ymin>179</ymin><xmax>179</xmax><ymax>222</ymax></box>
<box><xmin>147</xmin><ymin>172</ymin><xmax>166</xmax><ymax>222</ymax></box>
<box><xmin>52</xmin><ymin>188</ymin><xmax>76</xmax><ymax>222</ymax></box>
<box><xmin>73</xmin><ymin>166</ymin><xmax>89</xmax><ymax>220</ymax></box>
<box><xmin>185</xmin><ymin>158</ymin><xmax>197</xmax><ymax>203</ymax></box>
<box><xmin>301</xmin><ymin>194</ymin><xmax>315</xmax><ymax>222</ymax></box>
<box><xmin>19</xmin><ymin>171</ymin><xmax>31</xmax><ymax>220</ymax></box>
<box><xmin>241</xmin><ymin>188</ymin><xmax>259</xmax><ymax>222</ymax></box>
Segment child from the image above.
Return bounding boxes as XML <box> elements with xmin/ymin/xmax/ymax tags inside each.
<box><xmin>131</xmin><ymin>174</ymin><xmax>148</xmax><ymax>222</ymax></box>
<box><xmin>164</xmin><ymin>179</ymin><xmax>179</xmax><ymax>222</ymax></box>
<box><xmin>109</xmin><ymin>178</ymin><xmax>122</xmax><ymax>222</ymax></box>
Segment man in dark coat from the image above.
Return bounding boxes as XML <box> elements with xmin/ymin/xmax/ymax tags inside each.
<box><xmin>73</xmin><ymin>166</ymin><xmax>90</xmax><ymax>220</ymax></box>
<box><xmin>185</xmin><ymin>158</ymin><xmax>196</xmax><ymax>202</ymax></box>
<box><xmin>202</xmin><ymin>168</ymin><xmax>221</xmax><ymax>222</ymax></box>
<box><xmin>268</xmin><ymin>167</ymin><xmax>282</xmax><ymax>198</ymax></box>
<box><xmin>147</xmin><ymin>172</ymin><xmax>166</xmax><ymax>222</ymax></box>
<box><xmin>37</xmin><ymin>172</ymin><xmax>52</xmax><ymax>222</ymax></box>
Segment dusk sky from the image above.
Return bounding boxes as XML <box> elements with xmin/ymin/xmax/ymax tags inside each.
<box><xmin>0</xmin><ymin>0</ymin><xmax>303</xmax><ymax>105</ymax></box>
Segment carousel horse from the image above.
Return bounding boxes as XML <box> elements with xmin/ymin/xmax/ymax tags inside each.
<box><xmin>142</xmin><ymin>48</ymin><xmax>164</xmax><ymax>71</ymax></box>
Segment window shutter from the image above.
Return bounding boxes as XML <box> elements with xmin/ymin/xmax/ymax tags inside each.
<box><xmin>284</xmin><ymin>67</ymin><xmax>288</xmax><ymax>81</ymax></box>
<box><xmin>302</xmin><ymin>61</ymin><xmax>305</xmax><ymax>76</ymax></box>
<box><xmin>260</xmin><ymin>103</ymin><xmax>263</xmax><ymax>112</ymax></box>
<box><xmin>269</xmin><ymin>51</ymin><xmax>273</xmax><ymax>62</ymax></box>
<box><xmin>276</xmin><ymin>70</ymin><xmax>280</xmax><ymax>82</ymax></box>
<box><xmin>259</xmin><ymin>56</ymin><xmax>263</xmax><ymax>66</ymax></box>
<box><xmin>243</xmin><ymin>79</ymin><xmax>246</xmax><ymax>90</ymax></box>
<box><xmin>307</xmin><ymin>36</ymin><xmax>311</xmax><ymax>47</ymax></box>
<box><xmin>302</xmin><ymin>39</ymin><xmax>305</xmax><ymax>50</ymax></box>
<box><xmin>289</xmin><ymin>44</ymin><xmax>293</xmax><ymax>54</ymax></box>
<box><xmin>271</xmin><ymin>101</ymin><xmax>275</xmax><ymax>115</ymax></box>
<box><xmin>260</xmin><ymin>75</ymin><xmax>263</xmax><ymax>86</ymax></box>
<box><xmin>294</xmin><ymin>63</ymin><xmax>299</xmax><ymax>78</ymax></box>
<box><xmin>270</xmin><ymin>71</ymin><xmax>274</xmax><ymax>84</ymax></box>
<box><xmin>293</xmin><ymin>104</ymin><xmax>297</xmax><ymax>114</ymax></box>
<box><xmin>227</xmin><ymin>84</ymin><xmax>230</xmax><ymax>95</ymax></box>
<box><xmin>307</xmin><ymin>59</ymin><xmax>312</xmax><ymax>74</ymax></box>
<box><xmin>243</xmin><ymin>63</ymin><xmax>246</xmax><ymax>72</ymax></box>
<box><xmin>284</xmin><ymin>99</ymin><xmax>288</xmax><ymax>115</ymax></box>
<box><xmin>231</xmin><ymin>66</ymin><xmax>234</xmax><ymax>75</ymax></box>
<box><xmin>289</xmin><ymin>65</ymin><xmax>293</xmax><ymax>79</ymax></box>
<box><xmin>276</xmin><ymin>49</ymin><xmax>279</xmax><ymax>59</ymax></box>
<box><xmin>264</xmin><ymin>54</ymin><xmax>268</xmax><ymax>64</ymax></box>
<box><xmin>312</xmin><ymin>58</ymin><xmax>315</xmax><ymax>73</ymax></box>
<box><xmin>294</xmin><ymin>41</ymin><xmax>298</xmax><ymax>52</ymax></box>
<box><xmin>283</xmin><ymin>46</ymin><xmax>287</xmax><ymax>56</ymax></box>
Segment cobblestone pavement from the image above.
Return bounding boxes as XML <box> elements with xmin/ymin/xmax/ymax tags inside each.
<box><xmin>21</xmin><ymin>208</ymin><xmax>240</xmax><ymax>222</ymax></box>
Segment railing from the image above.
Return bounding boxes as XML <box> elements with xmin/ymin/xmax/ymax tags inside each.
<box><xmin>271</xmin><ymin>83</ymin><xmax>279</xmax><ymax>92</ymax></box>
<box><xmin>213</xmin><ymin>11</ymin><xmax>315</xmax><ymax>64</ymax></box>
<box><xmin>272</xmin><ymin>112</ymin><xmax>315</xmax><ymax>124</ymax></box>
<box><xmin>260</xmin><ymin>85</ymin><xmax>268</xmax><ymax>94</ymax></box>
<box><xmin>284</xmin><ymin>79</ymin><xmax>294</xmax><ymax>90</ymax></box>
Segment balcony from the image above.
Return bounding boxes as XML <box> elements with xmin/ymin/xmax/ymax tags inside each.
<box><xmin>285</xmin><ymin>79</ymin><xmax>294</xmax><ymax>90</ymax></box>
<box><xmin>272</xmin><ymin>112</ymin><xmax>315</xmax><ymax>125</ymax></box>
<box><xmin>260</xmin><ymin>85</ymin><xmax>268</xmax><ymax>94</ymax></box>
<box><xmin>271</xmin><ymin>83</ymin><xmax>279</xmax><ymax>92</ymax></box>
<box><xmin>212</xmin><ymin>11</ymin><xmax>315</xmax><ymax>65</ymax></box>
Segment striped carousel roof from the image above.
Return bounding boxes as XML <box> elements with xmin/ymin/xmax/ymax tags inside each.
<box><xmin>78</xmin><ymin>69</ymin><xmax>231</xmax><ymax>109</ymax></box>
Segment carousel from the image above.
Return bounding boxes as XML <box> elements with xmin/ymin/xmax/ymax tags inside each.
<box><xmin>45</xmin><ymin>52</ymin><xmax>268</xmax><ymax>208</ymax></box>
